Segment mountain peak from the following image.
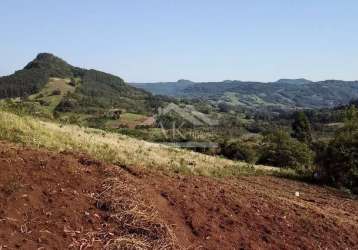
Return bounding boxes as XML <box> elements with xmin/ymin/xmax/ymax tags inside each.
<box><xmin>177</xmin><ymin>79</ymin><xmax>193</xmax><ymax>84</ymax></box>
<box><xmin>275</xmin><ymin>78</ymin><xmax>312</xmax><ymax>84</ymax></box>
<box><xmin>23</xmin><ymin>53</ymin><xmax>74</xmax><ymax>78</ymax></box>
<box><xmin>25</xmin><ymin>53</ymin><xmax>70</xmax><ymax>69</ymax></box>
<box><xmin>36</xmin><ymin>52</ymin><xmax>58</xmax><ymax>60</ymax></box>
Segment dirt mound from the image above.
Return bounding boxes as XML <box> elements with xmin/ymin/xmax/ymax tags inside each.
<box><xmin>0</xmin><ymin>141</ymin><xmax>357</xmax><ymax>249</ymax></box>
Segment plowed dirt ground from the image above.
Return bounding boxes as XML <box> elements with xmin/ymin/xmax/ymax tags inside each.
<box><xmin>0</xmin><ymin>141</ymin><xmax>357</xmax><ymax>249</ymax></box>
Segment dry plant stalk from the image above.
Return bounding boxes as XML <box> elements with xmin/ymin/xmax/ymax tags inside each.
<box><xmin>98</xmin><ymin>177</ymin><xmax>180</xmax><ymax>250</ymax></box>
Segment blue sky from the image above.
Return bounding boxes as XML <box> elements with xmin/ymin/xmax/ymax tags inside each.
<box><xmin>1</xmin><ymin>0</ymin><xmax>358</xmax><ymax>82</ymax></box>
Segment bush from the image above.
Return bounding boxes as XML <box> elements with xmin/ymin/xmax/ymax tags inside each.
<box><xmin>55</xmin><ymin>95</ymin><xmax>79</xmax><ymax>112</ymax></box>
<box><xmin>68</xmin><ymin>78</ymin><xmax>77</xmax><ymax>87</ymax></box>
<box><xmin>319</xmin><ymin>136</ymin><xmax>358</xmax><ymax>189</ymax></box>
<box><xmin>38</xmin><ymin>99</ymin><xmax>50</xmax><ymax>106</ymax></box>
<box><xmin>258</xmin><ymin>129</ymin><xmax>314</xmax><ymax>169</ymax></box>
<box><xmin>220</xmin><ymin>140</ymin><xmax>257</xmax><ymax>164</ymax></box>
<box><xmin>218</xmin><ymin>102</ymin><xmax>233</xmax><ymax>113</ymax></box>
<box><xmin>51</xmin><ymin>89</ymin><xmax>61</xmax><ymax>96</ymax></box>
<box><xmin>36</xmin><ymin>93</ymin><xmax>44</xmax><ymax>99</ymax></box>
<box><xmin>291</xmin><ymin>111</ymin><xmax>312</xmax><ymax>144</ymax></box>
<box><xmin>0</xmin><ymin>99</ymin><xmax>53</xmax><ymax>119</ymax></box>
<box><xmin>318</xmin><ymin>107</ymin><xmax>358</xmax><ymax>190</ymax></box>
<box><xmin>106</xmin><ymin>109</ymin><xmax>122</xmax><ymax>120</ymax></box>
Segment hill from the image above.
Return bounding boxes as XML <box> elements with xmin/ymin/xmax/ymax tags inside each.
<box><xmin>130</xmin><ymin>79</ymin><xmax>358</xmax><ymax>110</ymax></box>
<box><xmin>0</xmin><ymin>53</ymin><xmax>72</xmax><ymax>98</ymax></box>
<box><xmin>0</xmin><ymin>53</ymin><xmax>162</xmax><ymax>115</ymax></box>
<box><xmin>131</xmin><ymin>79</ymin><xmax>195</xmax><ymax>96</ymax></box>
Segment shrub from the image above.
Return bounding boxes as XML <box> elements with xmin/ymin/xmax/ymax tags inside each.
<box><xmin>106</xmin><ymin>109</ymin><xmax>122</xmax><ymax>120</ymax></box>
<box><xmin>36</xmin><ymin>93</ymin><xmax>44</xmax><ymax>99</ymax></box>
<box><xmin>220</xmin><ymin>140</ymin><xmax>257</xmax><ymax>164</ymax></box>
<box><xmin>51</xmin><ymin>89</ymin><xmax>61</xmax><ymax>96</ymax></box>
<box><xmin>291</xmin><ymin>111</ymin><xmax>312</xmax><ymax>144</ymax></box>
<box><xmin>55</xmin><ymin>95</ymin><xmax>79</xmax><ymax>112</ymax></box>
<box><xmin>38</xmin><ymin>99</ymin><xmax>50</xmax><ymax>106</ymax></box>
<box><xmin>218</xmin><ymin>102</ymin><xmax>233</xmax><ymax>113</ymax></box>
<box><xmin>258</xmin><ymin>129</ymin><xmax>314</xmax><ymax>169</ymax></box>
<box><xmin>0</xmin><ymin>99</ymin><xmax>52</xmax><ymax>119</ymax></box>
<box><xmin>68</xmin><ymin>78</ymin><xmax>77</xmax><ymax>87</ymax></box>
<box><xmin>318</xmin><ymin>107</ymin><xmax>358</xmax><ymax>190</ymax></box>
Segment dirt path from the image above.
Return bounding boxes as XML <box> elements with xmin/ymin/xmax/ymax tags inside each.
<box><xmin>0</xmin><ymin>141</ymin><xmax>357</xmax><ymax>249</ymax></box>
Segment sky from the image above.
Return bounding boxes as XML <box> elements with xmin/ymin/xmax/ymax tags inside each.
<box><xmin>1</xmin><ymin>0</ymin><xmax>358</xmax><ymax>82</ymax></box>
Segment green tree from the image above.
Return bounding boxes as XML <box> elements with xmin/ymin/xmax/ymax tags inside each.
<box><xmin>291</xmin><ymin>111</ymin><xmax>312</xmax><ymax>144</ymax></box>
<box><xmin>341</xmin><ymin>105</ymin><xmax>358</xmax><ymax>134</ymax></box>
<box><xmin>258</xmin><ymin>129</ymin><xmax>314</xmax><ymax>169</ymax></box>
<box><xmin>219</xmin><ymin>140</ymin><xmax>257</xmax><ymax>164</ymax></box>
<box><xmin>318</xmin><ymin>106</ymin><xmax>358</xmax><ymax>190</ymax></box>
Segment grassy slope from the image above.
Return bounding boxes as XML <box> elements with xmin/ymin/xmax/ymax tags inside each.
<box><xmin>28</xmin><ymin>77</ymin><xmax>76</xmax><ymax>112</ymax></box>
<box><xmin>0</xmin><ymin>110</ymin><xmax>277</xmax><ymax>177</ymax></box>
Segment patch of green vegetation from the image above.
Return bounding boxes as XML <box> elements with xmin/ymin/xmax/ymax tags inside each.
<box><xmin>28</xmin><ymin>77</ymin><xmax>76</xmax><ymax>112</ymax></box>
<box><xmin>0</xmin><ymin>99</ymin><xmax>53</xmax><ymax>119</ymax></box>
<box><xmin>257</xmin><ymin>129</ymin><xmax>314</xmax><ymax>169</ymax></box>
<box><xmin>317</xmin><ymin>106</ymin><xmax>358</xmax><ymax>192</ymax></box>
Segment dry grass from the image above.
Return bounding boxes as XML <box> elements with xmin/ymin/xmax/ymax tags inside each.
<box><xmin>62</xmin><ymin>167</ymin><xmax>179</xmax><ymax>249</ymax></box>
<box><xmin>0</xmin><ymin>110</ymin><xmax>274</xmax><ymax>177</ymax></box>
<box><xmin>98</xmin><ymin>177</ymin><xmax>179</xmax><ymax>250</ymax></box>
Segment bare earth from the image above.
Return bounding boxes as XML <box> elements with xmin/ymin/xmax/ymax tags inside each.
<box><xmin>0</xmin><ymin>141</ymin><xmax>357</xmax><ymax>249</ymax></box>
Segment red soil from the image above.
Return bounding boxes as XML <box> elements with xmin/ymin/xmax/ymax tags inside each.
<box><xmin>0</xmin><ymin>141</ymin><xmax>357</xmax><ymax>249</ymax></box>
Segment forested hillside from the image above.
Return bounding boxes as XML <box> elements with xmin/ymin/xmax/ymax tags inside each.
<box><xmin>0</xmin><ymin>53</ymin><xmax>165</xmax><ymax>114</ymax></box>
<box><xmin>131</xmin><ymin>78</ymin><xmax>358</xmax><ymax>110</ymax></box>
<box><xmin>0</xmin><ymin>53</ymin><xmax>73</xmax><ymax>98</ymax></box>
